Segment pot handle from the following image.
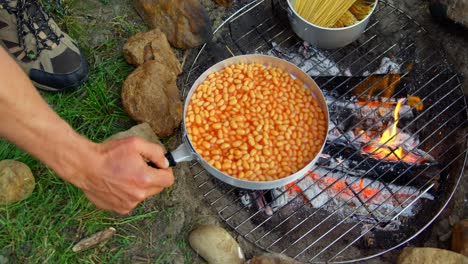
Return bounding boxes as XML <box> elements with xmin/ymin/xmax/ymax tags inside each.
<box><xmin>147</xmin><ymin>143</ymin><xmax>194</xmax><ymax>168</ymax></box>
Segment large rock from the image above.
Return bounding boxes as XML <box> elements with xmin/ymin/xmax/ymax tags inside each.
<box><xmin>0</xmin><ymin>160</ymin><xmax>35</xmax><ymax>205</ymax></box>
<box><xmin>430</xmin><ymin>0</ymin><xmax>468</xmax><ymax>28</ymax></box>
<box><xmin>122</xmin><ymin>61</ymin><xmax>183</xmax><ymax>137</ymax></box>
<box><xmin>213</xmin><ymin>0</ymin><xmax>234</xmax><ymax>7</ymax></box>
<box><xmin>249</xmin><ymin>253</ymin><xmax>304</xmax><ymax>264</ymax></box>
<box><xmin>397</xmin><ymin>247</ymin><xmax>468</xmax><ymax>264</ymax></box>
<box><xmin>123</xmin><ymin>28</ymin><xmax>182</xmax><ymax>74</ymax></box>
<box><xmin>133</xmin><ymin>0</ymin><xmax>212</xmax><ymax>49</ymax></box>
<box><xmin>452</xmin><ymin>220</ymin><xmax>468</xmax><ymax>257</ymax></box>
<box><xmin>189</xmin><ymin>225</ymin><xmax>245</xmax><ymax>264</ymax></box>
<box><xmin>108</xmin><ymin>123</ymin><xmax>165</xmax><ymax>151</ymax></box>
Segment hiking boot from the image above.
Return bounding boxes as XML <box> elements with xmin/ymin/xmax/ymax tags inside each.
<box><xmin>0</xmin><ymin>0</ymin><xmax>89</xmax><ymax>92</ymax></box>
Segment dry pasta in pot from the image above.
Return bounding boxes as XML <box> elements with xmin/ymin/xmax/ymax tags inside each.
<box><xmin>293</xmin><ymin>0</ymin><xmax>375</xmax><ymax>28</ymax></box>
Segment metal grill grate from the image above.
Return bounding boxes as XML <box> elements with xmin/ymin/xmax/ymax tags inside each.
<box><xmin>179</xmin><ymin>0</ymin><xmax>467</xmax><ymax>262</ymax></box>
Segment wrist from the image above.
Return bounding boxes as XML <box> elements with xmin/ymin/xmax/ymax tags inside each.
<box><xmin>49</xmin><ymin>133</ymin><xmax>100</xmax><ymax>189</ymax></box>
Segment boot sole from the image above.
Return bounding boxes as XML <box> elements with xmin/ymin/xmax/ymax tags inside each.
<box><xmin>32</xmin><ymin>71</ymin><xmax>89</xmax><ymax>93</ymax></box>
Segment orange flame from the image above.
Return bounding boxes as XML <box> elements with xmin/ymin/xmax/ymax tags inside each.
<box><xmin>361</xmin><ymin>98</ymin><xmax>426</xmax><ymax>163</ymax></box>
<box><xmin>377</xmin><ymin>98</ymin><xmax>404</xmax><ymax>159</ymax></box>
<box><xmin>363</xmin><ymin>99</ymin><xmax>417</xmax><ymax>162</ymax></box>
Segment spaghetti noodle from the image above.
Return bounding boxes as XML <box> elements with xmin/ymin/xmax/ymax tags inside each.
<box><xmin>349</xmin><ymin>0</ymin><xmax>375</xmax><ymax>20</ymax></box>
<box><xmin>293</xmin><ymin>0</ymin><xmax>375</xmax><ymax>28</ymax></box>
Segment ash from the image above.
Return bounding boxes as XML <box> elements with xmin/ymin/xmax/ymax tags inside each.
<box><xmin>240</xmin><ymin>167</ymin><xmax>435</xmax><ymax>231</ymax></box>
<box><xmin>265</xmin><ymin>42</ymin><xmax>346</xmax><ymax>76</ymax></box>
<box><xmin>292</xmin><ymin>168</ymin><xmax>433</xmax><ymax>225</ymax></box>
<box><xmin>264</xmin><ymin>41</ymin><xmax>401</xmax><ymax>77</ymax></box>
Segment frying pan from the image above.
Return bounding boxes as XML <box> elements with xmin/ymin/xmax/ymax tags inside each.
<box><xmin>161</xmin><ymin>54</ymin><xmax>329</xmax><ymax>190</ymax></box>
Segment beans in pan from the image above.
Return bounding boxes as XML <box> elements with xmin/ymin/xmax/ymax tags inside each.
<box><xmin>186</xmin><ymin>63</ymin><xmax>326</xmax><ymax>182</ymax></box>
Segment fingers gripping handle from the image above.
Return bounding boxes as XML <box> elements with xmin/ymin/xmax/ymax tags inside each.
<box><xmin>147</xmin><ymin>144</ymin><xmax>192</xmax><ymax>168</ymax></box>
<box><xmin>166</xmin><ymin>152</ymin><xmax>177</xmax><ymax>167</ymax></box>
<box><xmin>147</xmin><ymin>153</ymin><xmax>175</xmax><ymax>169</ymax></box>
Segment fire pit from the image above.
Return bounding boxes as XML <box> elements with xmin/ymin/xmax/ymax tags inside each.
<box><xmin>179</xmin><ymin>0</ymin><xmax>467</xmax><ymax>262</ymax></box>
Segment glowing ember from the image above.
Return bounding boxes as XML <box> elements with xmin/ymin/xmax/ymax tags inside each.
<box><xmin>285</xmin><ymin>182</ymin><xmax>309</xmax><ymax>202</ymax></box>
<box><xmin>283</xmin><ymin>169</ymin><xmax>435</xmax><ymax>222</ymax></box>
<box><xmin>306</xmin><ymin>172</ymin><xmax>382</xmax><ymax>203</ymax></box>
<box><xmin>285</xmin><ymin>172</ymin><xmax>381</xmax><ymax>206</ymax></box>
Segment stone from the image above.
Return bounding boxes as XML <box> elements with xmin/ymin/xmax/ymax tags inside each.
<box><xmin>430</xmin><ymin>0</ymin><xmax>468</xmax><ymax>28</ymax></box>
<box><xmin>397</xmin><ymin>247</ymin><xmax>468</xmax><ymax>264</ymax></box>
<box><xmin>249</xmin><ymin>253</ymin><xmax>304</xmax><ymax>264</ymax></box>
<box><xmin>236</xmin><ymin>235</ymin><xmax>264</xmax><ymax>260</ymax></box>
<box><xmin>213</xmin><ymin>0</ymin><xmax>234</xmax><ymax>7</ymax></box>
<box><xmin>133</xmin><ymin>0</ymin><xmax>212</xmax><ymax>49</ymax></box>
<box><xmin>0</xmin><ymin>160</ymin><xmax>35</xmax><ymax>205</ymax></box>
<box><xmin>189</xmin><ymin>225</ymin><xmax>245</xmax><ymax>264</ymax></box>
<box><xmin>123</xmin><ymin>28</ymin><xmax>182</xmax><ymax>74</ymax></box>
<box><xmin>452</xmin><ymin>219</ymin><xmax>468</xmax><ymax>257</ymax></box>
<box><xmin>107</xmin><ymin>123</ymin><xmax>165</xmax><ymax>151</ymax></box>
<box><xmin>122</xmin><ymin>61</ymin><xmax>183</xmax><ymax>137</ymax></box>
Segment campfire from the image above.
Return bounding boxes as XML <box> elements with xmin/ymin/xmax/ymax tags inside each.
<box><xmin>240</xmin><ymin>55</ymin><xmax>438</xmax><ymax>229</ymax></box>
<box><xmin>186</xmin><ymin>1</ymin><xmax>467</xmax><ymax>261</ymax></box>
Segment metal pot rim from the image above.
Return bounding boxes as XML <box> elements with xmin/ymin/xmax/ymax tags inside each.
<box><xmin>179</xmin><ymin>54</ymin><xmax>329</xmax><ymax>190</ymax></box>
<box><xmin>286</xmin><ymin>0</ymin><xmax>379</xmax><ymax>31</ymax></box>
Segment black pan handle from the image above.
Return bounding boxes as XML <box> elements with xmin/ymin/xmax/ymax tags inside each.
<box><xmin>147</xmin><ymin>152</ymin><xmax>177</xmax><ymax>169</ymax></box>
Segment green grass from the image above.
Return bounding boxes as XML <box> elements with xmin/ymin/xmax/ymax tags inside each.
<box><xmin>0</xmin><ymin>0</ymin><xmax>192</xmax><ymax>263</ymax></box>
<box><xmin>43</xmin><ymin>56</ymin><xmax>133</xmax><ymax>141</ymax></box>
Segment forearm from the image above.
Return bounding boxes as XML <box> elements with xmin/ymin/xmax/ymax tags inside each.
<box><xmin>0</xmin><ymin>47</ymin><xmax>95</xmax><ymax>186</ymax></box>
<box><xmin>0</xmin><ymin>47</ymin><xmax>174</xmax><ymax>214</ymax></box>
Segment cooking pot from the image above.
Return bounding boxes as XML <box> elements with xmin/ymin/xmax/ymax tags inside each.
<box><xmin>163</xmin><ymin>54</ymin><xmax>329</xmax><ymax>190</ymax></box>
<box><xmin>286</xmin><ymin>0</ymin><xmax>379</xmax><ymax>49</ymax></box>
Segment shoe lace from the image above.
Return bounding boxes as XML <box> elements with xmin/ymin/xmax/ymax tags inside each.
<box><xmin>2</xmin><ymin>0</ymin><xmax>64</xmax><ymax>60</ymax></box>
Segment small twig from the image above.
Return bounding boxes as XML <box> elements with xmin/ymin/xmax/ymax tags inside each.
<box><xmin>180</xmin><ymin>49</ymin><xmax>190</xmax><ymax>70</ymax></box>
<box><xmin>72</xmin><ymin>227</ymin><xmax>116</xmax><ymax>252</ymax></box>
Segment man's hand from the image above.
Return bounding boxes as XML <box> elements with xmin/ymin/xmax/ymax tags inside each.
<box><xmin>0</xmin><ymin>47</ymin><xmax>174</xmax><ymax>214</ymax></box>
<box><xmin>63</xmin><ymin>137</ymin><xmax>174</xmax><ymax>214</ymax></box>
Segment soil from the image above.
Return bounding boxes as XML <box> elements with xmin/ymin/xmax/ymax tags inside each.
<box><xmin>377</xmin><ymin>0</ymin><xmax>468</xmax><ymax>262</ymax></box>
<box><xmin>70</xmin><ymin>0</ymin><xmax>466</xmax><ymax>263</ymax></box>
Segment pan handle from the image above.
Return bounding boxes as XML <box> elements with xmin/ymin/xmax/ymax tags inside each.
<box><xmin>147</xmin><ymin>143</ymin><xmax>194</xmax><ymax>168</ymax></box>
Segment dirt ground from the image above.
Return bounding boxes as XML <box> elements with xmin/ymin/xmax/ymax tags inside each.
<box><xmin>384</xmin><ymin>0</ymin><xmax>468</xmax><ymax>261</ymax></box>
<box><xmin>67</xmin><ymin>0</ymin><xmax>466</xmax><ymax>263</ymax></box>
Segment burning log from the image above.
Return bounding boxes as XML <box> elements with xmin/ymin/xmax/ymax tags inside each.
<box><xmin>318</xmin><ymin>143</ymin><xmax>440</xmax><ymax>191</ymax></box>
<box><xmin>322</xmin><ymin>96</ymin><xmax>440</xmax><ymax>190</ymax></box>
<box><xmin>313</xmin><ymin>74</ymin><xmax>413</xmax><ymax>100</ymax></box>
<box><xmin>240</xmin><ymin>188</ymin><xmax>287</xmax><ymax>215</ymax></box>
<box><xmin>239</xmin><ymin>161</ymin><xmax>437</xmax><ymax>227</ymax></box>
<box><xmin>286</xmin><ymin>168</ymin><xmax>435</xmax><ymax>225</ymax></box>
<box><xmin>325</xmin><ymin>93</ymin><xmax>415</xmax><ymax>121</ymax></box>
